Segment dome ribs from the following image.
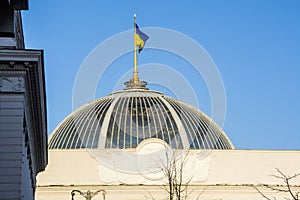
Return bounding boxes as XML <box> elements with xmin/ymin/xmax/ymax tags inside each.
<box><xmin>48</xmin><ymin>90</ymin><xmax>233</xmax><ymax>150</ymax></box>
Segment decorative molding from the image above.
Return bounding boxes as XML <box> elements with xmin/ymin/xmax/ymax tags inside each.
<box><xmin>0</xmin><ymin>49</ymin><xmax>47</xmax><ymax>174</ymax></box>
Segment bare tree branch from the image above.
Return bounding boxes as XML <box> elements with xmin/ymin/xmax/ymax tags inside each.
<box><xmin>254</xmin><ymin>168</ymin><xmax>300</xmax><ymax>200</ymax></box>
<box><xmin>148</xmin><ymin>147</ymin><xmax>208</xmax><ymax>200</ymax></box>
<box><xmin>155</xmin><ymin>147</ymin><xmax>192</xmax><ymax>200</ymax></box>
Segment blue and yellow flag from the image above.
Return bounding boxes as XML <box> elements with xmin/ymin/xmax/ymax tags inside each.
<box><xmin>135</xmin><ymin>23</ymin><xmax>149</xmax><ymax>53</ymax></box>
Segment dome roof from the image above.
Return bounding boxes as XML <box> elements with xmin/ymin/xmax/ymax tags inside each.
<box><xmin>49</xmin><ymin>89</ymin><xmax>233</xmax><ymax>149</ymax></box>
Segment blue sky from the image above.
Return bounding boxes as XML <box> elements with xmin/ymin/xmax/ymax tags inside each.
<box><xmin>22</xmin><ymin>0</ymin><xmax>300</xmax><ymax>150</ymax></box>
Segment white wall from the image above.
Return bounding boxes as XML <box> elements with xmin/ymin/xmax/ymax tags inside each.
<box><xmin>36</xmin><ymin>149</ymin><xmax>300</xmax><ymax>200</ymax></box>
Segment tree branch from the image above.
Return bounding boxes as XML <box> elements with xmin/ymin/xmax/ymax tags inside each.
<box><xmin>254</xmin><ymin>168</ymin><xmax>300</xmax><ymax>200</ymax></box>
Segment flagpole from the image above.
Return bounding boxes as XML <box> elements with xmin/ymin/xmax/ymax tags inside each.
<box><xmin>133</xmin><ymin>13</ymin><xmax>139</xmax><ymax>86</ymax></box>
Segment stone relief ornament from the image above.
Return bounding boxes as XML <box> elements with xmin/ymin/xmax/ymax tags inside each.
<box><xmin>0</xmin><ymin>77</ymin><xmax>25</xmax><ymax>92</ymax></box>
<box><xmin>89</xmin><ymin>139</ymin><xmax>211</xmax><ymax>185</ymax></box>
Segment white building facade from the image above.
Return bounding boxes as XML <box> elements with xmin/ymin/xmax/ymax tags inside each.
<box><xmin>36</xmin><ymin>88</ymin><xmax>300</xmax><ymax>200</ymax></box>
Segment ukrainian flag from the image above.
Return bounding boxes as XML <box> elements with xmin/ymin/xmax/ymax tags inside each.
<box><xmin>135</xmin><ymin>23</ymin><xmax>149</xmax><ymax>53</ymax></box>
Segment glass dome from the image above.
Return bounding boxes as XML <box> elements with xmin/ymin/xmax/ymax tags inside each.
<box><xmin>49</xmin><ymin>89</ymin><xmax>233</xmax><ymax>149</ymax></box>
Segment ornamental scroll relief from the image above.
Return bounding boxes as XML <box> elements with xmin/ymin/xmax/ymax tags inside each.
<box><xmin>89</xmin><ymin>139</ymin><xmax>211</xmax><ymax>185</ymax></box>
<box><xmin>0</xmin><ymin>77</ymin><xmax>25</xmax><ymax>92</ymax></box>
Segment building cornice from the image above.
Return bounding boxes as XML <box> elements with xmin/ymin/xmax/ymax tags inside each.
<box><xmin>0</xmin><ymin>49</ymin><xmax>47</xmax><ymax>173</ymax></box>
